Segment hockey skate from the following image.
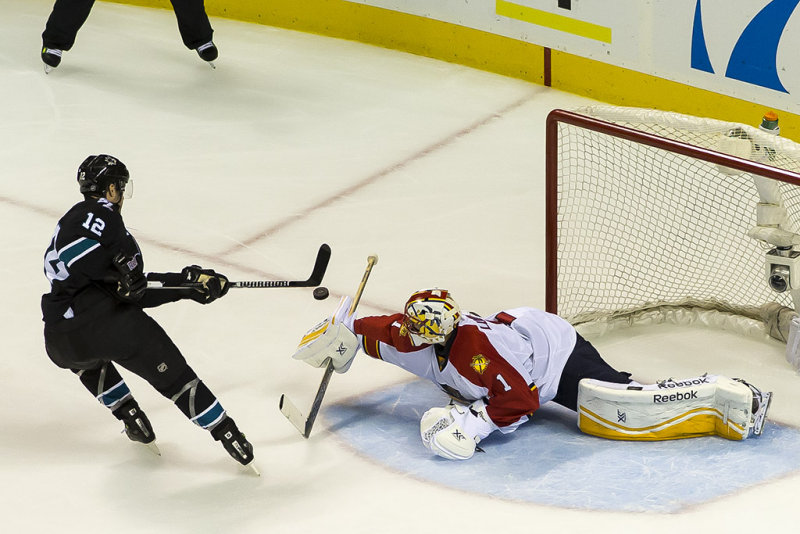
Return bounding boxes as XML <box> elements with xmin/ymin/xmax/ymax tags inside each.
<box><xmin>41</xmin><ymin>47</ymin><xmax>62</xmax><ymax>74</ymax></box>
<box><xmin>735</xmin><ymin>379</ymin><xmax>773</xmax><ymax>437</ymax></box>
<box><xmin>195</xmin><ymin>41</ymin><xmax>218</xmax><ymax>69</ymax></box>
<box><xmin>113</xmin><ymin>399</ymin><xmax>161</xmax><ymax>455</ymax></box>
<box><xmin>211</xmin><ymin>417</ymin><xmax>259</xmax><ymax>475</ymax></box>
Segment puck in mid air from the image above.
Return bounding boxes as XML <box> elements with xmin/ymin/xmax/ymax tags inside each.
<box><xmin>313</xmin><ymin>286</ymin><xmax>330</xmax><ymax>300</ymax></box>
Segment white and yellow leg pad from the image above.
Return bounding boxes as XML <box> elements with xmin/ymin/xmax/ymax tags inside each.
<box><xmin>577</xmin><ymin>375</ymin><xmax>769</xmax><ymax>441</ymax></box>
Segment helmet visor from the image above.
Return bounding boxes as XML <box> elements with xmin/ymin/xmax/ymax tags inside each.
<box><xmin>121</xmin><ymin>178</ymin><xmax>134</xmax><ymax>200</ymax></box>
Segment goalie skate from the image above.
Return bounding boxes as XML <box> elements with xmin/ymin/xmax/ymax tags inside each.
<box><xmin>736</xmin><ymin>379</ymin><xmax>772</xmax><ymax>437</ymax></box>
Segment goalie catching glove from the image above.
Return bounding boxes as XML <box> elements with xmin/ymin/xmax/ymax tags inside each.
<box><xmin>293</xmin><ymin>295</ymin><xmax>358</xmax><ymax>374</ymax></box>
<box><xmin>419</xmin><ymin>399</ymin><xmax>499</xmax><ymax>460</ymax></box>
<box><xmin>180</xmin><ymin>265</ymin><xmax>229</xmax><ymax>304</ymax></box>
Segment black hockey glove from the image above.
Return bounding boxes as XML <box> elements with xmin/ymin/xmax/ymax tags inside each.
<box><xmin>112</xmin><ymin>252</ymin><xmax>147</xmax><ymax>301</ymax></box>
<box><xmin>180</xmin><ymin>265</ymin><xmax>229</xmax><ymax>304</ymax></box>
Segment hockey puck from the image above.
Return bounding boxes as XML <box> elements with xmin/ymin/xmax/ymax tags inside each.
<box><xmin>313</xmin><ymin>286</ymin><xmax>330</xmax><ymax>300</ymax></box>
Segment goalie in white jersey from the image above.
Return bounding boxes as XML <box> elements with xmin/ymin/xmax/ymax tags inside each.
<box><xmin>294</xmin><ymin>289</ymin><xmax>772</xmax><ymax>460</ymax></box>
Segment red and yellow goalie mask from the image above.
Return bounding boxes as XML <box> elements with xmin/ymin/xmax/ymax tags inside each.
<box><xmin>400</xmin><ymin>289</ymin><xmax>461</xmax><ymax>346</ymax></box>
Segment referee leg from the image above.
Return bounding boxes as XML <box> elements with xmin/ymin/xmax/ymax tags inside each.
<box><xmin>169</xmin><ymin>0</ymin><xmax>214</xmax><ymax>49</ymax></box>
<box><xmin>42</xmin><ymin>0</ymin><xmax>96</xmax><ymax>50</ymax></box>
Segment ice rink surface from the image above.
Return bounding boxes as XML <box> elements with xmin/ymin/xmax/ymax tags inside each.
<box><xmin>2</xmin><ymin>1</ymin><xmax>800</xmax><ymax>532</ymax></box>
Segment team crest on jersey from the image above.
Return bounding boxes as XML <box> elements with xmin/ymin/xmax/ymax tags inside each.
<box><xmin>470</xmin><ymin>354</ymin><xmax>490</xmax><ymax>375</ymax></box>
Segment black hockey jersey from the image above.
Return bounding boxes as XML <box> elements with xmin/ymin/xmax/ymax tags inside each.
<box><xmin>42</xmin><ymin>198</ymin><xmax>182</xmax><ymax>326</ymax></box>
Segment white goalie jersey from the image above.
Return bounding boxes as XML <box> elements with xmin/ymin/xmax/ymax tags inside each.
<box><xmin>352</xmin><ymin>307</ymin><xmax>577</xmax><ymax>435</ymax></box>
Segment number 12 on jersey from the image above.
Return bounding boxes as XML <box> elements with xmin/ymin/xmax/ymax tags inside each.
<box><xmin>82</xmin><ymin>213</ymin><xmax>105</xmax><ymax>237</ymax></box>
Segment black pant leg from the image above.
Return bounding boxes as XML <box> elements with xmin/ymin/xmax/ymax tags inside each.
<box><xmin>112</xmin><ymin>308</ymin><xmax>227</xmax><ymax>429</ymax></box>
<box><xmin>72</xmin><ymin>363</ymin><xmax>133</xmax><ymax>410</ymax></box>
<box><xmin>552</xmin><ymin>333</ymin><xmax>632</xmax><ymax>412</ymax></box>
<box><xmin>42</xmin><ymin>0</ymin><xmax>96</xmax><ymax>50</ymax></box>
<box><xmin>109</xmin><ymin>306</ymin><xmax>193</xmax><ymax>394</ymax></box>
<box><xmin>45</xmin><ymin>303</ymin><xmax>225</xmax><ymax>427</ymax></box>
<box><xmin>169</xmin><ymin>0</ymin><xmax>213</xmax><ymax>49</ymax></box>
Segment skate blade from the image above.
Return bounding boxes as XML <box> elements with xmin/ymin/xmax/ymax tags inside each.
<box><xmin>144</xmin><ymin>441</ymin><xmax>162</xmax><ymax>456</ymax></box>
<box><xmin>44</xmin><ymin>65</ymin><xmax>53</xmax><ymax>74</ymax></box>
<box><xmin>752</xmin><ymin>391</ymin><xmax>773</xmax><ymax>436</ymax></box>
<box><xmin>206</xmin><ymin>61</ymin><xmax>216</xmax><ymax>70</ymax></box>
<box><xmin>244</xmin><ymin>461</ymin><xmax>260</xmax><ymax>476</ymax></box>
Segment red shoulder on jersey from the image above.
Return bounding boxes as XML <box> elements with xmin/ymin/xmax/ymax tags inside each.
<box><xmin>353</xmin><ymin>314</ymin><xmax>422</xmax><ymax>359</ymax></box>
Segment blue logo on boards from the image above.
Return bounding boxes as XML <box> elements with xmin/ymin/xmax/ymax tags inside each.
<box><xmin>691</xmin><ymin>0</ymin><xmax>799</xmax><ymax>93</ymax></box>
<box><xmin>325</xmin><ymin>379</ymin><xmax>800</xmax><ymax>512</ymax></box>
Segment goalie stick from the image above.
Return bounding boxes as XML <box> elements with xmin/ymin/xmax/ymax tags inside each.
<box><xmin>146</xmin><ymin>243</ymin><xmax>331</xmax><ymax>289</ymax></box>
<box><xmin>279</xmin><ymin>253</ymin><xmax>378</xmax><ymax>438</ymax></box>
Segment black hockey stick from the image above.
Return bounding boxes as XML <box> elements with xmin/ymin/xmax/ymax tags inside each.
<box><xmin>147</xmin><ymin>243</ymin><xmax>331</xmax><ymax>289</ymax></box>
<box><xmin>280</xmin><ymin>253</ymin><xmax>378</xmax><ymax>438</ymax></box>
<box><xmin>229</xmin><ymin>243</ymin><xmax>331</xmax><ymax>288</ymax></box>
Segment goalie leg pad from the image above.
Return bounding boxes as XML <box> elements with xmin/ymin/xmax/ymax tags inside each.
<box><xmin>577</xmin><ymin>375</ymin><xmax>765</xmax><ymax>441</ymax></box>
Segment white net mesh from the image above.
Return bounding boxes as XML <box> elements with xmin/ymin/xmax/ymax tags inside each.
<box><xmin>551</xmin><ymin>106</ymin><xmax>800</xmax><ymax>335</ymax></box>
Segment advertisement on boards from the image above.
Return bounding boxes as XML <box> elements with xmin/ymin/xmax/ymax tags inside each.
<box><xmin>346</xmin><ymin>0</ymin><xmax>800</xmax><ymax>113</ymax></box>
<box><xmin>671</xmin><ymin>1</ymin><xmax>800</xmax><ymax>113</ymax></box>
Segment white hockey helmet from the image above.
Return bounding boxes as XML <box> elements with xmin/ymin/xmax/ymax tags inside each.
<box><xmin>400</xmin><ymin>289</ymin><xmax>461</xmax><ymax>346</ymax></box>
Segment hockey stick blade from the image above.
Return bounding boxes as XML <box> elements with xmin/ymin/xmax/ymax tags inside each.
<box><xmin>279</xmin><ymin>356</ymin><xmax>335</xmax><ymax>439</ymax></box>
<box><xmin>301</xmin><ymin>242</ymin><xmax>332</xmax><ymax>287</ymax></box>
<box><xmin>279</xmin><ymin>393</ymin><xmax>309</xmax><ymax>437</ymax></box>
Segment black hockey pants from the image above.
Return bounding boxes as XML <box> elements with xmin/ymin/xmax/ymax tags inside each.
<box><xmin>551</xmin><ymin>333</ymin><xmax>632</xmax><ymax>411</ymax></box>
<box><xmin>44</xmin><ymin>302</ymin><xmax>220</xmax><ymax>424</ymax></box>
<box><xmin>42</xmin><ymin>0</ymin><xmax>213</xmax><ymax>50</ymax></box>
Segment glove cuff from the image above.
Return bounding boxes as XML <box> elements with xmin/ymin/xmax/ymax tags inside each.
<box><xmin>332</xmin><ymin>295</ymin><xmax>356</xmax><ymax>330</ymax></box>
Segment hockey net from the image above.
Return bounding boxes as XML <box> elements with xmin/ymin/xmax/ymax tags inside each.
<box><xmin>546</xmin><ymin>106</ymin><xmax>800</xmax><ymax>341</ymax></box>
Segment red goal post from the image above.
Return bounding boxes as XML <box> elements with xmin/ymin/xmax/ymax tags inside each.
<box><xmin>545</xmin><ymin>107</ymin><xmax>800</xmax><ymax>338</ymax></box>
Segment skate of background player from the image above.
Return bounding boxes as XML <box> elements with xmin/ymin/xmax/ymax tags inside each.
<box><xmin>3</xmin><ymin>0</ymin><xmax>800</xmax><ymax>532</ymax></box>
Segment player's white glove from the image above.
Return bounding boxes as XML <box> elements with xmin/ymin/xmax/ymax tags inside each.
<box><xmin>419</xmin><ymin>400</ymin><xmax>498</xmax><ymax>460</ymax></box>
<box><xmin>292</xmin><ymin>296</ymin><xmax>358</xmax><ymax>374</ymax></box>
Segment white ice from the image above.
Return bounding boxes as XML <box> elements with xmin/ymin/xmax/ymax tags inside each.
<box><xmin>3</xmin><ymin>0</ymin><xmax>800</xmax><ymax>532</ymax></box>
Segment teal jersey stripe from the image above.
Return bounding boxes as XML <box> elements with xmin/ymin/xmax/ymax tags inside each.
<box><xmin>59</xmin><ymin>237</ymin><xmax>100</xmax><ymax>267</ymax></box>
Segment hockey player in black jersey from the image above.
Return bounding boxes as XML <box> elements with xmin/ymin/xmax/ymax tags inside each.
<box><xmin>42</xmin><ymin>154</ymin><xmax>255</xmax><ymax>472</ymax></box>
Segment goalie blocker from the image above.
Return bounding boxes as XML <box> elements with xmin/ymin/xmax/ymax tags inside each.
<box><xmin>578</xmin><ymin>374</ymin><xmax>771</xmax><ymax>441</ymax></box>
